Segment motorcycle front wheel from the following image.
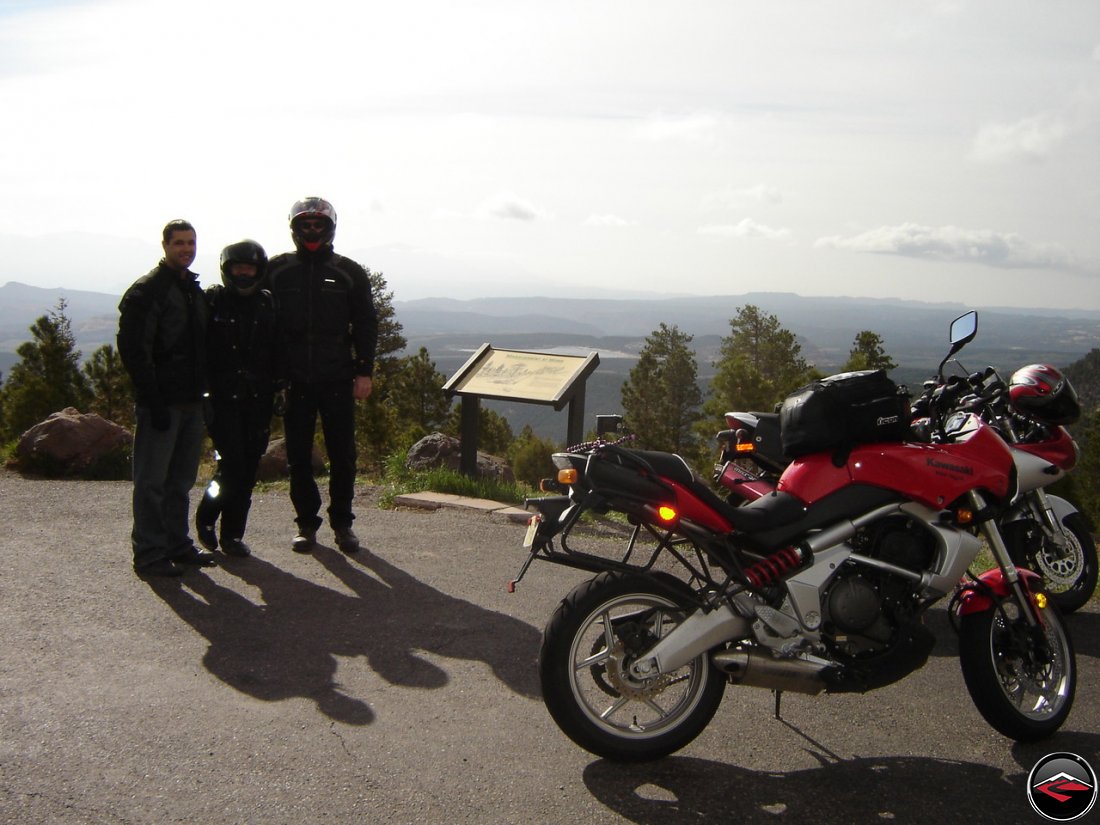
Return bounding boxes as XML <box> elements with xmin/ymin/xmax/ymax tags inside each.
<box><xmin>1006</xmin><ymin>512</ymin><xmax>1097</xmax><ymax>613</ymax></box>
<box><xmin>958</xmin><ymin>599</ymin><xmax>1075</xmax><ymax>742</ymax></box>
<box><xmin>538</xmin><ymin>571</ymin><xmax>726</xmax><ymax>762</ymax></box>
<box><xmin>1041</xmin><ymin>514</ymin><xmax>1097</xmax><ymax>614</ymax></box>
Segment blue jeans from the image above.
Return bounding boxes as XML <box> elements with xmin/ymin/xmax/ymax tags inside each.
<box><xmin>130</xmin><ymin>403</ymin><xmax>205</xmax><ymax>568</ymax></box>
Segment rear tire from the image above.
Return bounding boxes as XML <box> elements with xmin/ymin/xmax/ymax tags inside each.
<box><xmin>538</xmin><ymin>571</ymin><xmax>726</xmax><ymax>761</ymax></box>
<box><xmin>958</xmin><ymin>600</ymin><xmax>1075</xmax><ymax>742</ymax></box>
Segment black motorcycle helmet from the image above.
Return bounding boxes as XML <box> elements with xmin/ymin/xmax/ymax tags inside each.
<box><xmin>219</xmin><ymin>239</ymin><xmax>268</xmax><ymax>296</ymax></box>
<box><xmin>289</xmin><ymin>196</ymin><xmax>337</xmax><ymax>253</ymax></box>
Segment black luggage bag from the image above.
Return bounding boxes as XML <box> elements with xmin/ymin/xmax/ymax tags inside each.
<box><xmin>779</xmin><ymin>369</ymin><xmax>910</xmax><ymax>458</ymax></box>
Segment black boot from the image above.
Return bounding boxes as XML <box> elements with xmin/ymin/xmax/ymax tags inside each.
<box><xmin>222</xmin><ymin>537</ymin><xmax>251</xmax><ymax>557</ymax></box>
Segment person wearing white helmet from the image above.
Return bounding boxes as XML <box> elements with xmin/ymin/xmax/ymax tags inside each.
<box><xmin>266</xmin><ymin>197</ymin><xmax>378</xmax><ymax>554</ymax></box>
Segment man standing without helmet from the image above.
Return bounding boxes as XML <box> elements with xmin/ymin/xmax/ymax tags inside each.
<box><xmin>118</xmin><ymin>219</ymin><xmax>215</xmax><ymax>577</ymax></box>
<box><xmin>267</xmin><ymin>197</ymin><xmax>378</xmax><ymax>554</ymax></box>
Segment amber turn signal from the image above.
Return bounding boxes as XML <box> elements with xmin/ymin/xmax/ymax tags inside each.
<box><xmin>557</xmin><ymin>468</ymin><xmax>578</xmax><ymax>485</ymax></box>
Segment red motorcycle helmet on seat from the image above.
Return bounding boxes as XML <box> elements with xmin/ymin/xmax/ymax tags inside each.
<box><xmin>1008</xmin><ymin>364</ymin><xmax>1081</xmax><ymax>425</ymax></box>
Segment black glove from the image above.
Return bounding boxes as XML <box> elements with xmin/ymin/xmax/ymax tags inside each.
<box><xmin>150</xmin><ymin>405</ymin><xmax>172</xmax><ymax>431</ymax></box>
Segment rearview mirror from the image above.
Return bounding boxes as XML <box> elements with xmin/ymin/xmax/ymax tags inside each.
<box><xmin>596</xmin><ymin>415</ymin><xmax>624</xmax><ymax>437</ymax></box>
<box><xmin>949</xmin><ymin>311</ymin><xmax>978</xmax><ymax>346</ymax></box>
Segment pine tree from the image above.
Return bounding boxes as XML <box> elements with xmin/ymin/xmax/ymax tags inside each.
<box><xmin>1072</xmin><ymin>406</ymin><xmax>1100</xmax><ymax>528</ymax></box>
<box><xmin>705</xmin><ymin>305</ymin><xmax>817</xmax><ymax>417</ymax></box>
<box><xmin>507</xmin><ymin>424</ymin><xmax>561</xmax><ymax>488</ymax></box>
<box><xmin>1064</xmin><ymin>347</ymin><xmax>1100</xmax><ymax>414</ymax></box>
<box><xmin>843</xmin><ymin>331</ymin><xmax>897</xmax><ymax>373</ymax></box>
<box><xmin>84</xmin><ymin>343</ymin><xmax>135</xmax><ymax>427</ymax></box>
<box><xmin>354</xmin><ymin>270</ymin><xmax>409</xmax><ymax>471</ymax></box>
<box><xmin>388</xmin><ymin>346</ymin><xmax>452</xmax><ymax>444</ymax></box>
<box><xmin>0</xmin><ymin>299</ymin><xmax>91</xmax><ymax>442</ymax></box>
<box><xmin>621</xmin><ymin>323</ymin><xmax>703</xmax><ymax>456</ymax></box>
<box><xmin>444</xmin><ymin>405</ymin><xmax>514</xmax><ymax>456</ymax></box>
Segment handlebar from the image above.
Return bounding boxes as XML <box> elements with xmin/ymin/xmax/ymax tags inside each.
<box><xmin>912</xmin><ymin>363</ymin><xmax>1042</xmax><ymax>445</ymax></box>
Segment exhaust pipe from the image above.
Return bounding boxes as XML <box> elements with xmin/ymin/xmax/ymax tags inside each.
<box><xmin>711</xmin><ymin>649</ymin><xmax>827</xmax><ymax>695</ymax></box>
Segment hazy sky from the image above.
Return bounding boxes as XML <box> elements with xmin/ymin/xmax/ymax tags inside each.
<box><xmin>1</xmin><ymin>0</ymin><xmax>1098</xmax><ymax>307</ymax></box>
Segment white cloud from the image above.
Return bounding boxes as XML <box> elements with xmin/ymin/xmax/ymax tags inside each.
<box><xmin>815</xmin><ymin>223</ymin><xmax>1081</xmax><ymax>271</ymax></box>
<box><xmin>698</xmin><ymin>219</ymin><xmax>792</xmax><ymax>242</ymax></box>
<box><xmin>971</xmin><ymin>113</ymin><xmax>1069</xmax><ymax>163</ymax></box>
<box><xmin>705</xmin><ymin>184</ymin><xmax>784</xmax><ymax>209</ymax></box>
<box><xmin>583</xmin><ymin>214</ymin><xmax>635</xmax><ymax>227</ymax></box>
<box><xmin>476</xmin><ymin>193</ymin><xmax>550</xmax><ymax>222</ymax></box>
<box><xmin>636</xmin><ymin>112</ymin><xmax>724</xmax><ymax>144</ymax></box>
<box><xmin>0</xmin><ymin>3</ymin><xmax>1096</xmax><ymax>310</ymax></box>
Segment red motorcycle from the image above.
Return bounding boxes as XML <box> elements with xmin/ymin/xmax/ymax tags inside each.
<box><xmin>517</xmin><ymin>312</ymin><xmax>1075</xmax><ymax>761</ymax></box>
<box><xmin>717</xmin><ymin>313</ymin><xmax>1095</xmax><ymax>613</ymax></box>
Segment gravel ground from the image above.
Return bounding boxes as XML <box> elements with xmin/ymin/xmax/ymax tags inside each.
<box><xmin>1</xmin><ymin>467</ymin><xmax>1099</xmax><ymax>825</ymax></box>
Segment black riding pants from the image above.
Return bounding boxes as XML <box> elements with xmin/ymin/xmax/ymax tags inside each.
<box><xmin>283</xmin><ymin>379</ymin><xmax>357</xmax><ymax>532</ymax></box>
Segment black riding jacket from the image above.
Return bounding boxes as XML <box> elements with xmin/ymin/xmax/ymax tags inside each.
<box><xmin>266</xmin><ymin>246</ymin><xmax>378</xmax><ymax>384</ymax></box>
<box><xmin>117</xmin><ymin>262</ymin><xmax>208</xmax><ymax>406</ymax></box>
<box><xmin>204</xmin><ymin>285</ymin><xmax>280</xmax><ymax>406</ymax></box>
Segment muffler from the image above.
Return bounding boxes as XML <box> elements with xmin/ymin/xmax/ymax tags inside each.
<box><xmin>711</xmin><ymin>649</ymin><xmax>827</xmax><ymax>695</ymax></box>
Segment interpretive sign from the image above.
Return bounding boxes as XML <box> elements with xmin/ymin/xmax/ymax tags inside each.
<box><xmin>443</xmin><ymin>345</ymin><xmax>601</xmax><ymax>475</ymax></box>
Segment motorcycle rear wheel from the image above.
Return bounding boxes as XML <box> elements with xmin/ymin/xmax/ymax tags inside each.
<box><xmin>958</xmin><ymin>600</ymin><xmax>1075</xmax><ymax>742</ymax></box>
<box><xmin>538</xmin><ymin>571</ymin><xmax>726</xmax><ymax>762</ymax></box>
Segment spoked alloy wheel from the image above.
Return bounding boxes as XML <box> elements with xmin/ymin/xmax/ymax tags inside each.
<box><xmin>958</xmin><ymin>599</ymin><xmax>1075</xmax><ymax>742</ymax></box>
<box><xmin>539</xmin><ymin>571</ymin><xmax>726</xmax><ymax>761</ymax></box>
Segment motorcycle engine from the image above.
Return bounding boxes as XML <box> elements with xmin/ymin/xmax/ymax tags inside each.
<box><xmin>824</xmin><ymin>573</ymin><xmax>892</xmax><ymax>655</ymax></box>
<box><xmin>822</xmin><ymin>519</ymin><xmax>936</xmax><ymax>658</ymax></box>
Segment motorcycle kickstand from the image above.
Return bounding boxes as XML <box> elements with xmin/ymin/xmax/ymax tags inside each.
<box><xmin>774</xmin><ymin>689</ymin><xmax>783</xmax><ymax>720</ymax></box>
<box><xmin>507</xmin><ymin>548</ymin><xmax>539</xmax><ymax>593</ymax></box>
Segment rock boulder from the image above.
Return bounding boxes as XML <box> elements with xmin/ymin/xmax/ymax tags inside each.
<box><xmin>405</xmin><ymin>432</ymin><xmax>514</xmax><ymax>483</ymax></box>
<box><xmin>15</xmin><ymin>408</ymin><xmax>133</xmax><ymax>477</ymax></box>
<box><xmin>256</xmin><ymin>437</ymin><xmax>326</xmax><ymax>482</ymax></box>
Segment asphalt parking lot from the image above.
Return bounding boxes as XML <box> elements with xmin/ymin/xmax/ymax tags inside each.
<box><xmin>2</xmin><ymin>468</ymin><xmax>1098</xmax><ymax>824</ymax></box>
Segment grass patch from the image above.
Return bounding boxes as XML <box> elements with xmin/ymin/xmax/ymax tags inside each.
<box><xmin>377</xmin><ymin>449</ymin><xmax>534</xmax><ymax>509</ymax></box>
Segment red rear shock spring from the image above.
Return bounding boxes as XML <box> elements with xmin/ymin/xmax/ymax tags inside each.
<box><xmin>743</xmin><ymin>546</ymin><xmax>805</xmax><ymax>589</ymax></box>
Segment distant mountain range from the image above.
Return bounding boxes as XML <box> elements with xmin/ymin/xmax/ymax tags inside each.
<box><xmin>397</xmin><ymin>292</ymin><xmax>1100</xmax><ymax>361</ymax></box>
<box><xmin>3</xmin><ymin>281</ymin><xmax>1098</xmax><ymax>440</ymax></box>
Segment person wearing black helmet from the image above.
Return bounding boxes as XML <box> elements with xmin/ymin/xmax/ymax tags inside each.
<box><xmin>117</xmin><ymin>219</ymin><xmax>213</xmax><ymax>577</ymax></box>
<box><xmin>267</xmin><ymin>197</ymin><xmax>378</xmax><ymax>554</ymax></box>
<box><xmin>194</xmin><ymin>240</ymin><xmax>280</xmax><ymax>558</ymax></box>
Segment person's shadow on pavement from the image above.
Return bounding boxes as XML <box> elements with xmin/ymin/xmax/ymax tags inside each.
<box><xmin>146</xmin><ymin>544</ymin><xmax>542</xmax><ymax>725</ymax></box>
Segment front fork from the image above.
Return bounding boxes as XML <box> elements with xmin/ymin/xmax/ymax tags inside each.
<box><xmin>966</xmin><ymin>490</ymin><xmax>1044</xmax><ymax>627</ymax></box>
<box><xmin>1022</xmin><ymin>487</ymin><xmax>1072</xmax><ymax>555</ymax></box>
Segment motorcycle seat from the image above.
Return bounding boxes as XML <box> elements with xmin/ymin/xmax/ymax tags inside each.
<box><xmin>623</xmin><ymin>449</ymin><xmax>808</xmax><ymax>534</ymax></box>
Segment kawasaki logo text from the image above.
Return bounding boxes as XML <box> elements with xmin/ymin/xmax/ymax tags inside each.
<box><xmin>927</xmin><ymin>458</ymin><xmax>973</xmax><ymax>475</ymax></box>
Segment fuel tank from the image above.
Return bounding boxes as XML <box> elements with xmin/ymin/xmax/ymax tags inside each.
<box><xmin>777</xmin><ymin>415</ymin><xmax>1014</xmax><ymax>509</ymax></box>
